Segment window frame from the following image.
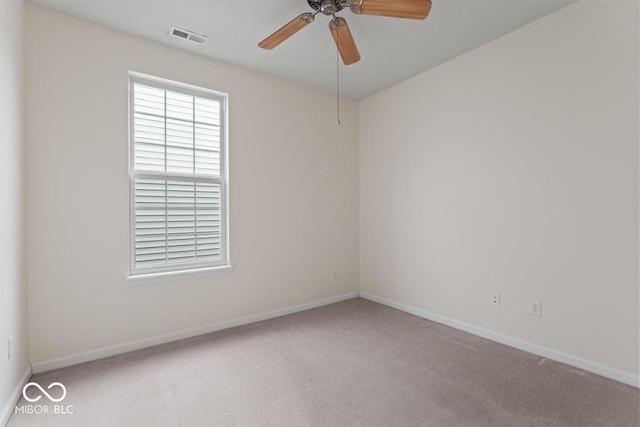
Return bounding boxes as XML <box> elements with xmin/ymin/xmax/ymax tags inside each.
<box><xmin>127</xmin><ymin>72</ymin><xmax>231</xmax><ymax>278</ymax></box>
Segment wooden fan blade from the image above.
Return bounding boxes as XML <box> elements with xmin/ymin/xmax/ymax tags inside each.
<box><xmin>258</xmin><ymin>13</ymin><xmax>314</xmax><ymax>50</ymax></box>
<box><xmin>329</xmin><ymin>17</ymin><xmax>361</xmax><ymax>66</ymax></box>
<box><xmin>351</xmin><ymin>0</ymin><xmax>432</xmax><ymax>20</ymax></box>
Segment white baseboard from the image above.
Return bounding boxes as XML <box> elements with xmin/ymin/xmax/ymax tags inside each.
<box><xmin>32</xmin><ymin>292</ymin><xmax>360</xmax><ymax>374</ymax></box>
<box><xmin>29</xmin><ymin>290</ymin><xmax>639</xmax><ymax>388</ymax></box>
<box><xmin>360</xmin><ymin>292</ymin><xmax>639</xmax><ymax>388</ymax></box>
<box><xmin>1</xmin><ymin>365</ymin><xmax>32</xmax><ymax>427</ymax></box>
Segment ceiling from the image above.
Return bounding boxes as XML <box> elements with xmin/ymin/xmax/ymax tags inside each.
<box><xmin>26</xmin><ymin>0</ymin><xmax>575</xmax><ymax>99</ymax></box>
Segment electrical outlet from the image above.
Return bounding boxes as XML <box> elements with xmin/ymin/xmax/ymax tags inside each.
<box><xmin>530</xmin><ymin>300</ymin><xmax>542</xmax><ymax>317</ymax></box>
<box><xmin>490</xmin><ymin>293</ymin><xmax>500</xmax><ymax>306</ymax></box>
<box><xmin>8</xmin><ymin>335</ymin><xmax>13</xmax><ymax>360</ymax></box>
<box><xmin>331</xmin><ymin>270</ymin><xmax>337</xmax><ymax>279</ymax></box>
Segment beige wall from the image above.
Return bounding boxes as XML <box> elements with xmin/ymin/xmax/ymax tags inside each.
<box><xmin>0</xmin><ymin>0</ymin><xmax>29</xmax><ymax>417</ymax></box>
<box><xmin>359</xmin><ymin>1</ymin><xmax>639</xmax><ymax>376</ymax></box>
<box><xmin>26</xmin><ymin>5</ymin><xmax>359</xmax><ymax>364</ymax></box>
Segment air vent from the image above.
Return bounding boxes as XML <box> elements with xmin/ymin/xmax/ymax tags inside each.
<box><xmin>169</xmin><ymin>26</ymin><xmax>208</xmax><ymax>45</ymax></box>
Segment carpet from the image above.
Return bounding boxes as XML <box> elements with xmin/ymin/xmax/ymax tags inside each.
<box><xmin>7</xmin><ymin>298</ymin><xmax>639</xmax><ymax>426</ymax></box>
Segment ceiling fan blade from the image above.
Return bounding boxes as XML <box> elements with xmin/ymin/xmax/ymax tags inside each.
<box><xmin>258</xmin><ymin>13</ymin><xmax>314</xmax><ymax>50</ymax></box>
<box><xmin>329</xmin><ymin>17</ymin><xmax>361</xmax><ymax>65</ymax></box>
<box><xmin>351</xmin><ymin>0</ymin><xmax>432</xmax><ymax>20</ymax></box>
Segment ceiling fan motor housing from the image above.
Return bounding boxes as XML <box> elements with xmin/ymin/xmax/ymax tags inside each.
<box><xmin>308</xmin><ymin>0</ymin><xmax>344</xmax><ymax>15</ymax></box>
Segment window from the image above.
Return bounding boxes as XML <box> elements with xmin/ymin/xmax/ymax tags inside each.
<box><xmin>128</xmin><ymin>74</ymin><xmax>230</xmax><ymax>277</ymax></box>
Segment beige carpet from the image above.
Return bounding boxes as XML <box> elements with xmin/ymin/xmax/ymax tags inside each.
<box><xmin>8</xmin><ymin>298</ymin><xmax>639</xmax><ymax>426</ymax></box>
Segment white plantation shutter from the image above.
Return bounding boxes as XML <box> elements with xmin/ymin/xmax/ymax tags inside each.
<box><xmin>129</xmin><ymin>75</ymin><xmax>228</xmax><ymax>274</ymax></box>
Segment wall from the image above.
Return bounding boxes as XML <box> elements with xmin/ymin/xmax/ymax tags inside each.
<box><xmin>359</xmin><ymin>1</ymin><xmax>639</xmax><ymax>377</ymax></box>
<box><xmin>26</xmin><ymin>5</ymin><xmax>359</xmax><ymax>364</ymax></box>
<box><xmin>0</xmin><ymin>0</ymin><xmax>29</xmax><ymax>422</ymax></box>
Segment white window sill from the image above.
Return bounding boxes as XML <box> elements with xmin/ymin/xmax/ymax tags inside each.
<box><xmin>126</xmin><ymin>265</ymin><xmax>234</xmax><ymax>286</ymax></box>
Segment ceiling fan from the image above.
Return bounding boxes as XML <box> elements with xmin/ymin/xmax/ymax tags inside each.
<box><xmin>258</xmin><ymin>0</ymin><xmax>433</xmax><ymax>65</ymax></box>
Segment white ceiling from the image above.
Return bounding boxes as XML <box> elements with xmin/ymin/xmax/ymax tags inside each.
<box><xmin>26</xmin><ymin>0</ymin><xmax>575</xmax><ymax>99</ymax></box>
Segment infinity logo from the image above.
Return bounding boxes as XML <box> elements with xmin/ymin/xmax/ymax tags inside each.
<box><xmin>22</xmin><ymin>382</ymin><xmax>67</xmax><ymax>403</ymax></box>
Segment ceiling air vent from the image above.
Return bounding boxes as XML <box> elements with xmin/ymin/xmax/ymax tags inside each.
<box><xmin>169</xmin><ymin>26</ymin><xmax>208</xmax><ymax>45</ymax></box>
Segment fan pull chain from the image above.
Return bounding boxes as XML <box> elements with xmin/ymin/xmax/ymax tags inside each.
<box><xmin>335</xmin><ymin>16</ymin><xmax>341</xmax><ymax>126</ymax></box>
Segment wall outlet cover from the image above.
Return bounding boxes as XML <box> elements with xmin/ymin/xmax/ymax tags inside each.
<box><xmin>530</xmin><ymin>300</ymin><xmax>542</xmax><ymax>317</ymax></box>
<box><xmin>491</xmin><ymin>293</ymin><xmax>501</xmax><ymax>306</ymax></box>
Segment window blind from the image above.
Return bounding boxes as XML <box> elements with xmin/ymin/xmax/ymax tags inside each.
<box><xmin>130</xmin><ymin>77</ymin><xmax>227</xmax><ymax>273</ymax></box>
